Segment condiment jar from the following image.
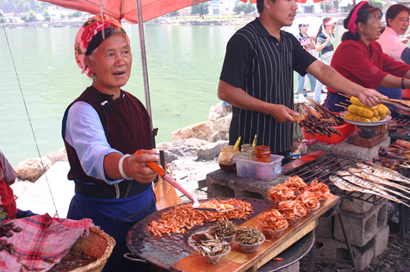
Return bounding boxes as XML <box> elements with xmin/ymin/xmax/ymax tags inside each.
<box><xmin>218</xmin><ymin>145</ymin><xmax>240</xmax><ymax>172</ymax></box>
<box><xmin>241</xmin><ymin>144</ymin><xmax>255</xmax><ymax>161</ymax></box>
<box><xmin>255</xmin><ymin>145</ymin><xmax>271</xmax><ymax>163</ymax></box>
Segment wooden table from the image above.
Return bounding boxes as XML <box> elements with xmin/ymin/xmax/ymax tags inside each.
<box><xmin>170</xmin><ymin>194</ymin><xmax>339</xmax><ymax>272</ymax></box>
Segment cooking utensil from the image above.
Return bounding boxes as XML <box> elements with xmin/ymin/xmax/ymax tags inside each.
<box><xmin>135</xmin><ymin>150</ymin><xmax>238</xmax><ymax>212</ymax></box>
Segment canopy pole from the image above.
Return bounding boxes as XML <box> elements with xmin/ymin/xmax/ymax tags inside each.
<box><xmin>136</xmin><ymin>0</ymin><xmax>152</xmax><ymax>122</ymax></box>
<box><xmin>136</xmin><ymin>0</ymin><xmax>157</xmax><ymax>146</ymax></box>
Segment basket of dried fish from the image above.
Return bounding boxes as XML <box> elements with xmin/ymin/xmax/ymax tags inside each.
<box><xmin>198</xmin><ymin>233</ymin><xmax>231</xmax><ymax>265</ymax></box>
<box><xmin>209</xmin><ymin>220</ymin><xmax>237</xmax><ymax>244</ymax></box>
<box><xmin>235</xmin><ymin>226</ymin><xmax>265</xmax><ymax>253</ymax></box>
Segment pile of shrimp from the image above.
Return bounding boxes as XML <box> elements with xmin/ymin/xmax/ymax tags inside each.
<box><xmin>307</xmin><ymin>178</ymin><xmax>331</xmax><ymax>200</ymax></box>
<box><xmin>258</xmin><ymin>209</ymin><xmax>288</xmax><ymax>231</ymax></box>
<box><xmin>278</xmin><ymin>200</ymin><xmax>307</xmax><ymax>219</ymax></box>
<box><xmin>147</xmin><ymin>199</ymin><xmax>253</xmax><ymax>237</ymax></box>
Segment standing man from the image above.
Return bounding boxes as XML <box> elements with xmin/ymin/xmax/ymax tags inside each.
<box><xmin>218</xmin><ymin>0</ymin><xmax>383</xmax><ymax>157</ymax></box>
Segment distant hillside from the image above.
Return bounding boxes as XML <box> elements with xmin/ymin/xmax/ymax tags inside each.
<box><xmin>0</xmin><ymin>0</ymin><xmax>49</xmax><ymax>13</ymax></box>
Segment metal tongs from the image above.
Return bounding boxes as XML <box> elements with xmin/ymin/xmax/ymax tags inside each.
<box><xmin>135</xmin><ymin>150</ymin><xmax>239</xmax><ymax>212</ymax></box>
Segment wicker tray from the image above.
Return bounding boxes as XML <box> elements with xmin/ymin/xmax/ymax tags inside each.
<box><xmin>67</xmin><ymin>227</ymin><xmax>115</xmax><ymax>272</ymax></box>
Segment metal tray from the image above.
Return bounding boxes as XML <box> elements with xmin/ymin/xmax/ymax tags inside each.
<box><xmin>126</xmin><ymin>197</ymin><xmax>272</xmax><ymax>269</ymax></box>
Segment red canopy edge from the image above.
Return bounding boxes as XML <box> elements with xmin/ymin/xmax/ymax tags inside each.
<box><xmin>39</xmin><ymin>0</ymin><xmax>210</xmax><ymax>24</ymax></box>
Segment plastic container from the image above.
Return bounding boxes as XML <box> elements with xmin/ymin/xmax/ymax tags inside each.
<box><xmin>235</xmin><ymin>155</ymin><xmax>284</xmax><ymax>181</ymax></box>
<box><xmin>284</xmin><ymin>215</ymin><xmax>303</xmax><ymax>227</ymax></box>
<box><xmin>219</xmin><ymin>234</ymin><xmax>235</xmax><ymax>244</ymax></box>
<box><xmin>259</xmin><ymin>221</ymin><xmax>288</xmax><ymax>239</ymax></box>
<box><xmin>306</xmin><ymin>201</ymin><xmax>321</xmax><ymax>216</ymax></box>
<box><xmin>236</xmin><ymin>235</ymin><xmax>266</xmax><ymax>253</ymax></box>
<box><xmin>302</xmin><ymin>122</ymin><xmax>356</xmax><ymax>144</ymax></box>
<box><xmin>201</xmin><ymin>245</ymin><xmax>231</xmax><ymax>264</ymax></box>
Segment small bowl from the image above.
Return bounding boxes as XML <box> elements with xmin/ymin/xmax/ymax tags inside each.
<box><xmin>319</xmin><ymin>196</ymin><xmax>329</xmax><ymax>205</ymax></box>
<box><xmin>284</xmin><ymin>215</ymin><xmax>303</xmax><ymax>227</ymax></box>
<box><xmin>260</xmin><ymin>221</ymin><xmax>288</xmax><ymax>239</ymax></box>
<box><xmin>236</xmin><ymin>235</ymin><xmax>266</xmax><ymax>253</ymax></box>
<box><xmin>201</xmin><ymin>245</ymin><xmax>231</xmax><ymax>265</ymax></box>
<box><xmin>307</xmin><ymin>202</ymin><xmax>321</xmax><ymax>216</ymax></box>
<box><xmin>218</xmin><ymin>234</ymin><xmax>235</xmax><ymax>244</ymax></box>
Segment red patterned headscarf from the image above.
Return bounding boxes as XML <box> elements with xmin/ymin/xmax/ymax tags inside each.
<box><xmin>74</xmin><ymin>14</ymin><xmax>130</xmax><ymax>77</ymax></box>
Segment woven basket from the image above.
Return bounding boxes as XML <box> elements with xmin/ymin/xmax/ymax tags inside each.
<box><xmin>67</xmin><ymin>227</ymin><xmax>116</xmax><ymax>272</ymax></box>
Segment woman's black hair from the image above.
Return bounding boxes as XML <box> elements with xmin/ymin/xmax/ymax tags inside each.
<box><xmin>386</xmin><ymin>4</ymin><xmax>410</xmax><ymax>27</ymax></box>
<box><xmin>341</xmin><ymin>2</ymin><xmax>382</xmax><ymax>42</ymax></box>
<box><xmin>85</xmin><ymin>28</ymin><xmax>123</xmax><ymax>56</ymax></box>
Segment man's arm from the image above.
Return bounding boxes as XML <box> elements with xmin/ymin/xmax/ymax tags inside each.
<box><xmin>306</xmin><ymin>61</ymin><xmax>384</xmax><ymax>106</ymax></box>
<box><xmin>217</xmin><ymin>80</ymin><xmax>298</xmax><ymax>123</ymax></box>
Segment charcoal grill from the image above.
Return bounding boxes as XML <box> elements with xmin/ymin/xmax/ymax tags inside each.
<box><xmin>283</xmin><ymin>152</ymin><xmax>385</xmax><ymax>206</ymax></box>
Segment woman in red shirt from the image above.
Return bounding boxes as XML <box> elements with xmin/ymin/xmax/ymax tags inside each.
<box><xmin>324</xmin><ymin>1</ymin><xmax>410</xmax><ymax>113</ymax></box>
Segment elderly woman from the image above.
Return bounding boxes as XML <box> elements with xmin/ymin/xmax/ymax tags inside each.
<box><xmin>324</xmin><ymin>1</ymin><xmax>410</xmax><ymax>113</ymax></box>
<box><xmin>62</xmin><ymin>15</ymin><xmax>158</xmax><ymax>271</ymax></box>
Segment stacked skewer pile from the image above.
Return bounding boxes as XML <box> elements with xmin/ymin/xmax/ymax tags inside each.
<box><xmin>372</xmin><ymin>139</ymin><xmax>410</xmax><ymax>169</ymax></box>
<box><xmin>330</xmin><ymin>162</ymin><xmax>410</xmax><ymax>208</ymax></box>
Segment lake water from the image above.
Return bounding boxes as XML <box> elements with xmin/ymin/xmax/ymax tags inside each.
<box><xmin>1</xmin><ymin>17</ymin><xmax>346</xmax><ymax>167</ymax></box>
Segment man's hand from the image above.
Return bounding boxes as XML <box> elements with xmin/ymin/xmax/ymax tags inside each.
<box><xmin>357</xmin><ymin>89</ymin><xmax>387</xmax><ymax>108</ymax></box>
<box><xmin>267</xmin><ymin>104</ymin><xmax>299</xmax><ymax>123</ymax></box>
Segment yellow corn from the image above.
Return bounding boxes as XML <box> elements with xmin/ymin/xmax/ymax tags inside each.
<box><xmin>344</xmin><ymin>113</ymin><xmax>371</xmax><ymax>122</ymax></box>
<box><xmin>350</xmin><ymin>96</ymin><xmax>376</xmax><ymax>110</ymax></box>
<box><xmin>377</xmin><ymin>104</ymin><xmax>391</xmax><ymax>115</ymax></box>
<box><xmin>370</xmin><ymin>117</ymin><xmax>379</xmax><ymax>122</ymax></box>
<box><xmin>347</xmin><ymin>104</ymin><xmax>374</xmax><ymax>118</ymax></box>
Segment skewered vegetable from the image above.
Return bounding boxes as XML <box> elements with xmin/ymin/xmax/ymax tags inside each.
<box><xmin>350</xmin><ymin>96</ymin><xmax>376</xmax><ymax>110</ymax></box>
<box><xmin>347</xmin><ymin>104</ymin><xmax>374</xmax><ymax>118</ymax></box>
<box><xmin>377</xmin><ymin>104</ymin><xmax>391</xmax><ymax>116</ymax></box>
<box><xmin>344</xmin><ymin>113</ymin><xmax>371</xmax><ymax>122</ymax></box>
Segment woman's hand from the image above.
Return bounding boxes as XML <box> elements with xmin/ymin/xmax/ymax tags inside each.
<box><xmin>124</xmin><ymin>149</ymin><xmax>159</xmax><ymax>183</ymax></box>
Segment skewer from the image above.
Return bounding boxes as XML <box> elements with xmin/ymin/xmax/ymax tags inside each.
<box><xmin>338</xmin><ymin>93</ymin><xmax>350</xmax><ymax>98</ymax></box>
<box><xmin>400</xmin><ymin>164</ymin><xmax>410</xmax><ymax>168</ymax></box>
<box><xmin>335</xmin><ymin>103</ymin><xmax>347</xmax><ymax>109</ymax></box>
<box><xmin>339</xmin><ymin>101</ymin><xmax>349</xmax><ymax>106</ymax></box>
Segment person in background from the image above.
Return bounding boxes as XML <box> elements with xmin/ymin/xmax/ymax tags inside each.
<box><xmin>0</xmin><ymin>150</ymin><xmax>36</xmax><ymax>221</ymax></box>
<box><xmin>62</xmin><ymin>15</ymin><xmax>159</xmax><ymax>272</ymax></box>
<box><xmin>295</xmin><ymin>22</ymin><xmax>317</xmax><ymax>99</ymax></box>
<box><xmin>324</xmin><ymin>1</ymin><xmax>410</xmax><ymax>115</ymax></box>
<box><xmin>218</xmin><ymin>0</ymin><xmax>383</xmax><ymax>159</ymax></box>
<box><xmin>377</xmin><ymin>4</ymin><xmax>410</xmax><ymax>64</ymax></box>
<box><xmin>313</xmin><ymin>17</ymin><xmax>338</xmax><ymax>103</ymax></box>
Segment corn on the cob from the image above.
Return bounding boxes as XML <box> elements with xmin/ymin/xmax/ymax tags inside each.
<box><xmin>377</xmin><ymin>104</ymin><xmax>391</xmax><ymax>115</ymax></box>
<box><xmin>370</xmin><ymin>117</ymin><xmax>379</xmax><ymax>122</ymax></box>
<box><xmin>344</xmin><ymin>113</ymin><xmax>371</xmax><ymax>122</ymax></box>
<box><xmin>350</xmin><ymin>96</ymin><xmax>376</xmax><ymax>110</ymax></box>
<box><xmin>347</xmin><ymin>104</ymin><xmax>374</xmax><ymax>118</ymax></box>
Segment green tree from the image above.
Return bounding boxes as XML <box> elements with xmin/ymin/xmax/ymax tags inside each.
<box><xmin>191</xmin><ymin>3</ymin><xmax>209</xmax><ymax>16</ymax></box>
<box><xmin>73</xmin><ymin>11</ymin><xmax>82</xmax><ymax>17</ymax></box>
<box><xmin>369</xmin><ymin>0</ymin><xmax>384</xmax><ymax>10</ymax></box>
<box><xmin>169</xmin><ymin>11</ymin><xmax>179</xmax><ymax>17</ymax></box>
<box><xmin>43</xmin><ymin>9</ymin><xmax>50</xmax><ymax>21</ymax></box>
<box><xmin>27</xmin><ymin>10</ymin><xmax>35</xmax><ymax>22</ymax></box>
<box><xmin>233</xmin><ymin>3</ymin><xmax>256</xmax><ymax>14</ymax></box>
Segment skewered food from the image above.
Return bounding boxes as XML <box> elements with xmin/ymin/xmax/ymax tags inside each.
<box><xmin>344</xmin><ymin>113</ymin><xmax>371</xmax><ymax>122</ymax></box>
<box><xmin>297</xmin><ymin>103</ymin><xmax>343</xmax><ymax>137</ymax></box>
<box><xmin>329</xmin><ymin>175</ymin><xmax>410</xmax><ymax>208</ymax></box>
<box><xmin>347</xmin><ymin>104</ymin><xmax>374</xmax><ymax>118</ymax></box>
<box><xmin>350</xmin><ymin>96</ymin><xmax>376</xmax><ymax>110</ymax></box>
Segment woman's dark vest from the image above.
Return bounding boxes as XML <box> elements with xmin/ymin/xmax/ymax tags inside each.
<box><xmin>62</xmin><ymin>86</ymin><xmax>152</xmax><ymax>186</ymax></box>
